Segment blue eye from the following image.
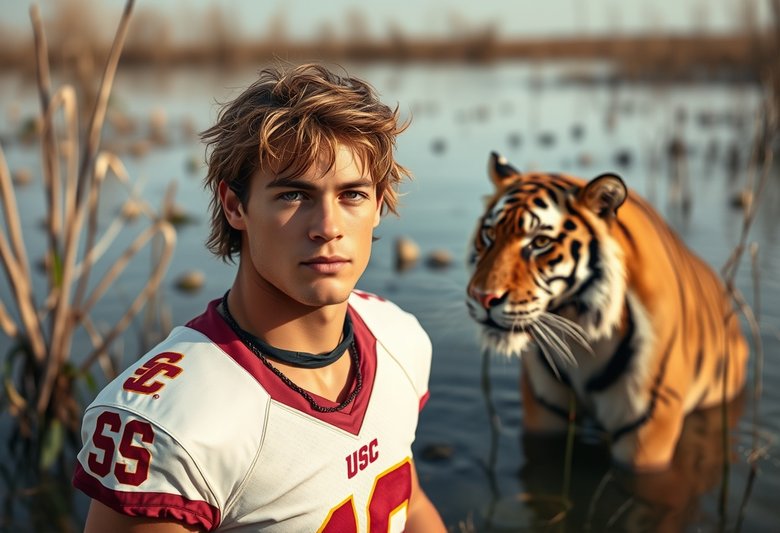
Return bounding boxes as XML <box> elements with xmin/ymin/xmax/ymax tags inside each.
<box><xmin>278</xmin><ymin>191</ymin><xmax>304</xmax><ymax>202</ymax></box>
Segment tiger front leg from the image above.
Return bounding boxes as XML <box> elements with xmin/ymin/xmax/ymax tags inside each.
<box><xmin>609</xmin><ymin>397</ymin><xmax>686</xmax><ymax>472</ymax></box>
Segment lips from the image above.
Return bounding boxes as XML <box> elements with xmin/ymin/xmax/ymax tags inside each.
<box><xmin>301</xmin><ymin>256</ymin><xmax>350</xmax><ymax>274</ymax></box>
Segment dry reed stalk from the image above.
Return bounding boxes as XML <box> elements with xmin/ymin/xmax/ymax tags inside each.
<box><xmin>716</xmin><ymin>94</ymin><xmax>775</xmax><ymax>526</ymax></box>
<box><xmin>721</xmin><ymin>100</ymin><xmax>775</xmax><ymax>282</ymax></box>
<box><xmin>0</xmin><ymin>146</ymin><xmax>46</xmax><ymax>362</ymax></box>
<box><xmin>582</xmin><ymin>471</ymin><xmax>614</xmax><ymax>532</ymax></box>
<box><xmin>78</xmin><ymin>221</ymin><xmax>176</xmax><ymax>373</ymax></box>
<box><xmin>76</xmin><ymin>0</ymin><xmax>135</xmax><ymax>205</ymax></box>
<box><xmin>0</xmin><ymin>300</ymin><xmax>19</xmax><ymax>338</ymax></box>
<box><xmin>0</xmin><ymin>0</ymin><xmax>177</xmax><ymax>490</ymax></box>
<box><xmin>80</xmin><ymin>315</ymin><xmax>118</xmax><ymax>379</ymax></box>
<box><xmin>31</xmin><ymin>5</ymin><xmax>61</xmax><ymax>256</ymax></box>
<box><xmin>478</xmin><ymin>349</ymin><xmax>500</xmax><ymax>530</ymax></box>
<box><xmin>732</xmin><ymin>246</ymin><xmax>767</xmax><ymax>533</ymax></box>
<box><xmin>36</xmin><ymin>0</ymin><xmax>138</xmax><ymax>416</ymax></box>
<box><xmin>72</xmin><ymin>164</ymin><xmax>157</xmax><ymax>285</ymax></box>
<box><xmin>73</xmin><ymin>153</ymin><xmax>132</xmax><ymax>306</ymax></box>
<box><xmin>748</xmin><ymin>243</ymin><xmax>762</xmax><ymax>447</ymax></box>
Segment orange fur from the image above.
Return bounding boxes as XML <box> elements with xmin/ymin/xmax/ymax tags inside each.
<box><xmin>467</xmin><ymin>153</ymin><xmax>748</xmax><ymax>470</ymax></box>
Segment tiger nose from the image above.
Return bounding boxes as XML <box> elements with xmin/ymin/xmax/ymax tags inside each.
<box><xmin>473</xmin><ymin>291</ymin><xmax>508</xmax><ymax>309</ymax></box>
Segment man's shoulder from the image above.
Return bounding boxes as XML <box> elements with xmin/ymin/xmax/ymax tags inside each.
<box><xmin>76</xmin><ymin>323</ymin><xmax>268</xmax><ymax>517</ymax></box>
<box><xmin>349</xmin><ymin>290</ymin><xmax>432</xmax><ymax>402</ymax></box>
<box><xmin>349</xmin><ymin>289</ymin><xmax>411</xmax><ymax>320</ymax></box>
<box><xmin>349</xmin><ymin>290</ymin><xmax>424</xmax><ymax>334</ymax></box>
<box><xmin>87</xmin><ymin>325</ymin><xmax>270</xmax><ymax>443</ymax></box>
<box><xmin>348</xmin><ymin>289</ymin><xmax>430</xmax><ymax>354</ymax></box>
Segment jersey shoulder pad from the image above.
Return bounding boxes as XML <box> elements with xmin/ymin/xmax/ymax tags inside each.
<box><xmin>349</xmin><ymin>290</ymin><xmax>432</xmax><ymax>402</ymax></box>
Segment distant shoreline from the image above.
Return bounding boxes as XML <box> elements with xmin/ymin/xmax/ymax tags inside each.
<box><xmin>0</xmin><ymin>33</ymin><xmax>770</xmax><ymax>83</ymax></box>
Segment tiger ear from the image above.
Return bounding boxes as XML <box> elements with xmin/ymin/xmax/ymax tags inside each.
<box><xmin>579</xmin><ymin>173</ymin><xmax>627</xmax><ymax>220</ymax></box>
<box><xmin>488</xmin><ymin>151</ymin><xmax>521</xmax><ymax>189</ymax></box>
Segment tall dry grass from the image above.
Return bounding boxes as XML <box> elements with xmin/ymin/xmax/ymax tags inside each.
<box><xmin>719</xmin><ymin>91</ymin><xmax>776</xmax><ymax>532</ymax></box>
<box><xmin>0</xmin><ymin>0</ymin><xmax>772</xmax><ymax>81</ymax></box>
<box><xmin>0</xmin><ymin>1</ymin><xmax>176</xmax><ymax>527</ymax></box>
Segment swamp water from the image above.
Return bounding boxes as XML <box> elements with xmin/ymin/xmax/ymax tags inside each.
<box><xmin>1</xmin><ymin>62</ymin><xmax>779</xmax><ymax>531</ymax></box>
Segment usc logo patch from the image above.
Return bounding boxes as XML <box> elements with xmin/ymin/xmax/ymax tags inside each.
<box><xmin>123</xmin><ymin>352</ymin><xmax>184</xmax><ymax>394</ymax></box>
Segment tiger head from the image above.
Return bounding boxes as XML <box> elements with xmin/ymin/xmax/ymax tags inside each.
<box><xmin>466</xmin><ymin>152</ymin><xmax>628</xmax><ymax>360</ymax></box>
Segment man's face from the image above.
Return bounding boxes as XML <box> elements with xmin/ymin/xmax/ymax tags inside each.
<box><xmin>228</xmin><ymin>144</ymin><xmax>382</xmax><ymax>308</ymax></box>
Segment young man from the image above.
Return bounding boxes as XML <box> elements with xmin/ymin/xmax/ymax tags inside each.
<box><xmin>73</xmin><ymin>63</ymin><xmax>446</xmax><ymax>532</ymax></box>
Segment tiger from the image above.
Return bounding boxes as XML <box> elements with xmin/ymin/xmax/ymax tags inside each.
<box><xmin>466</xmin><ymin>151</ymin><xmax>748</xmax><ymax>470</ymax></box>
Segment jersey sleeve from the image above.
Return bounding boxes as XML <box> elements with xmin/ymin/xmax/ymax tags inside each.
<box><xmin>73</xmin><ymin>324</ymin><xmax>273</xmax><ymax>530</ymax></box>
<box><xmin>73</xmin><ymin>405</ymin><xmax>221</xmax><ymax>530</ymax></box>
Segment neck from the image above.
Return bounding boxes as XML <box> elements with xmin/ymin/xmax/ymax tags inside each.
<box><xmin>227</xmin><ymin>266</ymin><xmax>348</xmax><ymax>354</ymax></box>
<box><xmin>557</xmin><ymin>229</ymin><xmax>626</xmax><ymax>342</ymax></box>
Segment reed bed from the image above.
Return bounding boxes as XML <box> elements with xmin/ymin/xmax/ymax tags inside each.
<box><xmin>0</xmin><ymin>0</ymin><xmax>774</xmax><ymax>85</ymax></box>
<box><xmin>720</xmin><ymin>93</ymin><xmax>776</xmax><ymax>532</ymax></box>
<box><xmin>0</xmin><ymin>1</ymin><xmax>176</xmax><ymax>527</ymax></box>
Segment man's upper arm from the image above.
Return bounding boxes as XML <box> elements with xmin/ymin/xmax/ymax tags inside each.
<box><xmin>405</xmin><ymin>461</ymin><xmax>446</xmax><ymax>532</ymax></box>
<box><xmin>84</xmin><ymin>500</ymin><xmax>202</xmax><ymax>533</ymax></box>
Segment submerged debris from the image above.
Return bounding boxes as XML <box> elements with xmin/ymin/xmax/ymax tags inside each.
<box><xmin>394</xmin><ymin>236</ymin><xmax>420</xmax><ymax>272</ymax></box>
<box><xmin>12</xmin><ymin>168</ymin><xmax>32</xmax><ymax>187</ymax></box>
<box><xmin>420</xmin><ymin>443</ymin><xmax>454</xmax><ymax>461</ymax></box>
<box><xmin>174</xmin><ymin>270</ymin><xmax>205</xmax><ymax>293</ymax></box>
<box><xmin>426</xmin><ymin>250</ymin><xmax>453</xmax><ymax>269</ymax></box>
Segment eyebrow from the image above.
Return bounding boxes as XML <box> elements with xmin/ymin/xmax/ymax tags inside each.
<box><xmin>266</xmin><ymin>176</ymin><xmax>374</xmax><ymax>190</ymax></box>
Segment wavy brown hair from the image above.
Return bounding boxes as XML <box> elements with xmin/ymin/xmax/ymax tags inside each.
<box><xmin>200</xmin><ymin>63</ymin><xmax>411</xmax><ymax>261</ymax></box>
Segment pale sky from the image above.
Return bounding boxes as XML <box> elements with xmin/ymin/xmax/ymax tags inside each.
<box><xmin>2</xmin><ymin>0</ymin><xmax>774</xmax><ymax>42</ymax></box>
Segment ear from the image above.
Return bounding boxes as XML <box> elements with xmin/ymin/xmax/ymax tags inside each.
<box><xmin>578</xmin><ymin>173</ymin><xmax>627</xmax><ymax>220</ymax></box>
<box><xmin>488</xmin><ymin>151</ymin><xmax>521</xmax><ymax>189</ymax></box>
<box><xmin>219</xmin><ymin>180</ymin><xmax>247</xmax><ymax>230</ymax></box>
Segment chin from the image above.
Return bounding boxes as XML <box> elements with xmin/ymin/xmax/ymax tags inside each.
<box><xmin>481</xmin><ymin>327</ymin><xmax>532</xmax><ymax>358</ymax></box>
<box><xmin>297</xmin><ymin>282</ymin><xmax>355</xmax><ymax>308</ymax></box>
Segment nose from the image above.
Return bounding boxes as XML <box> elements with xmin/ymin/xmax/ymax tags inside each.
<box><xmin>471</xmin><ymin>290</ymin><xmax>507</xmax><ymax>310</ymax></box>
<box><xmin>309</xmin><ymin>199</ymin><xmax>342</xmax><ymax>241</ymax></box>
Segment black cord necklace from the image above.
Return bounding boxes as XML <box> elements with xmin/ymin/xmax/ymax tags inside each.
<box><xmin>219</xmin><ymin>292</ymin><xmax>362</xmax><ymax>413</ymax></box>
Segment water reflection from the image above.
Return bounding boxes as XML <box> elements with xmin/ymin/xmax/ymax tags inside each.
<box><xmin>479</xmin><ymin>353</ymin><xmax>747</xmax><ymax>532</ymax></box>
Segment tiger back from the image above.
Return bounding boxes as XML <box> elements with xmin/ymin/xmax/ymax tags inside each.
<box><xmin>466</xmin><ymin>151</ymin><xmax>748</xmax><ymax>470</ymax></box>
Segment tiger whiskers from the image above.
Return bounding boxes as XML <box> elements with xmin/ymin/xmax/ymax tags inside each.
<box><xmin>478</xmin><ymin>304</ymin><xmax>593</xmax><ymax>373</ymax></box>
<box><xmin>538</xmin><ymin>312</ymin><xmax>594</xmax><ymax>356</ymax></box>
<box><xmin>529</xmin><ymin>321</ymin><xmax>577</xmax><ymax>367</ymax></box>
<box><xmin>519</xmin><ymin>310</ymin><xmax>594</xmax><ymax>380</ymax></box>
<box><xmin>528</xmin><ymin>322</ymin><xmax>566</xmax><ymax>380</ymax></box>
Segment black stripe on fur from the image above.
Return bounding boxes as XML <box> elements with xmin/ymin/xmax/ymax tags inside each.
<box><xmin>586</xmin><ymin>303</ymin><xmax>636</xmax><ymax>393</ymax></box>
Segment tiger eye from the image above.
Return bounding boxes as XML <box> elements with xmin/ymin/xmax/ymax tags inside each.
<box><xmin>531</xmin><ymin>235</ymin><xmax>551</xmax><ymax>248</ymax></box>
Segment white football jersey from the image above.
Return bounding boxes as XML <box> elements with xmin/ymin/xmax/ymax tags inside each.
<box><xmin>74</xmin><ymin>290</ymin><xmax>431</xmax><ymax>532</ymax></box>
